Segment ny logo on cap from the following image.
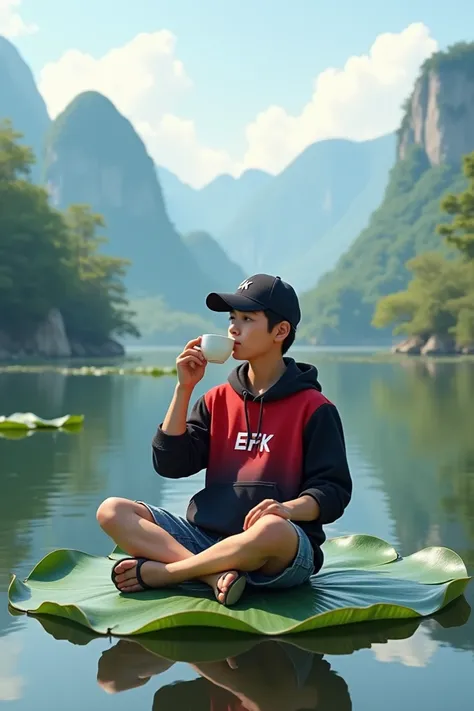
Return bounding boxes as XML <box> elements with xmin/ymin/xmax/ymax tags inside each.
<box><xmin>238</xmin><ymin>279</ymin><xmax>253</xmax><ymax>291</ymax></box>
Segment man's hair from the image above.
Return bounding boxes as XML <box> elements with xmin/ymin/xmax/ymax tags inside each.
<box><xmin>264</xmin><ymin>309</ymin><xmax>295</xmax><ymax>354</ymax></box>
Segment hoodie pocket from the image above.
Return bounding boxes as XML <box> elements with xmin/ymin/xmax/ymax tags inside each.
<box><xmin>186</xmin><ymin>481</ymin><xmax>282</xmax><ymax>536</ymax></box>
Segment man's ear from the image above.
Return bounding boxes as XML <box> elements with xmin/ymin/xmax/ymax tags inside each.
<box><xmin>274</xmin><ymin>320</ymin><xmax>291</xmax><ymax>343</ymax></box>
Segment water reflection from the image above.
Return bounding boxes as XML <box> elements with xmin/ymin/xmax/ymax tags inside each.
<box><xmin>0</xmin><ymin>371</ymin><xmax>129</xmax><ymax>638</ymax></box>
<box><xmin>28</xmin><ymin>596</ymin><xmax>470</xmax><ymax>710</ymax></box>
<box><xmin>370</xmin><ymin>360</ymin><xmax>474</xmax><ymax>564</ymax></box>
<box><xmin>2</xmin><ymin>351</ymin><xmax>474</xmax><ymax>709</ymax></box>
<box><xmin>0</xmin><ymin>634</ymin><xmax>23</xmax><ymax>702</ymax></box>
<box><xmin>311</xmin><ymin>357</ymin><xmax>474</xmax><ymax>653</ymax></box>
<box><xmin>148</xmin><ymin>642</ymin><xmax>350</xmax><ymax>711</ymax></box>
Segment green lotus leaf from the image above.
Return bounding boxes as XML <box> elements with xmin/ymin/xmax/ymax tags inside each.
<box><xmin>27</xmin><ymin>590</ymin><xmax>471</xmax><ymax>664</ymax></box>
<box><xmin>8</xmin><ymin>535</ymin><xmax>471</xmax><ymax>637</ymax></box>
<box><xmin>0</xmin><ymin>412</ymin><xmax>84</xmax><ymax>430</ymax></box>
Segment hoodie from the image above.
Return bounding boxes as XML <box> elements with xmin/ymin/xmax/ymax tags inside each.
<box><xmin>152</xmin><ymin>357</ymin><xmax>352</xmax><ymax>568</ymax></box>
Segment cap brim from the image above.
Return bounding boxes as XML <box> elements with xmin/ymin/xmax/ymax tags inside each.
<box><xmin>206</xmin><ymin>292</ymin><xmax>265</xmax><ymax>313</ymax></box>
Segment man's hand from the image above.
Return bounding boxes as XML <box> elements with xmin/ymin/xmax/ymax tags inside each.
<box><xmin>243</xmin><ymin>499</ymin><xmax>292</xmax><ymax>530</ymax></box>
<box><xmin>176</xmin><ymin>336</ymin><xmax>207</xmax><ymax>389</ymax></box>
<box><xmin>244</xmin><ymin>495</ymin><xmax>320</xmax><ymax>529</ymax></box>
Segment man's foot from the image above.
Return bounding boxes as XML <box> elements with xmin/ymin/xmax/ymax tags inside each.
<box><xmin>206</xmin><ymin>571</ymin><xmax>246</xmax><ymax>605</ymax></box>
<box><xmin>111</xmin><ymin>559</ymin><xmax>246</xmax><ymax>605</ymax></box>
<box><xmin>112</xmin><ymin>557</ymin><xmax>169</xmax><ymax>593</ymax></box>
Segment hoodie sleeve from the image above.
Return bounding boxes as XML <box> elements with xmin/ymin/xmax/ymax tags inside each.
<box><xmin>299</xmin><ymin>402</ymin><xmax>352</xmax><ymax>524</ymax></box>
<box><xmin>152</xmin><ymin>395</ymin><xmax>210</xmax><ymax>478</ymax></box>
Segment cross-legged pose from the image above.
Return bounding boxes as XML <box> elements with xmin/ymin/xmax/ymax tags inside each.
<box><xmin>97</xmin><ymin>274</ymin><xmax>352</xmax><ymax>605</ymax></box>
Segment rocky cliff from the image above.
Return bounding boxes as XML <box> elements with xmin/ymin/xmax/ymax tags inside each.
<box><xmin>0</xmin><ymin>309</ymin><xmax>124</xmax><ymax>360</ymax></box>
<box><xmin>398</xmin><ymin>42</ymin><xmax>474</xmax><ymax>167</ymax></box>
<box><xmin>300</xmin><ymin>42</ymin><xmax>474</xmax><ymax>346</ymax></box>
<box><xmin>0</xmin><ymin>36</ymin><xmax>50</xmax><ymax>181</ymax></box>
<box><xmin>44</xmin><ymin>91</ymin><xmax>215</xmax><ymax>315</ymax></box>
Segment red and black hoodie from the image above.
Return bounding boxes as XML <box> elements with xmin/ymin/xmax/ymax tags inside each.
<box><xmin>152</xmin><ymin>357</ymin><xmax>352</xmax><ymax>568</ymax></box>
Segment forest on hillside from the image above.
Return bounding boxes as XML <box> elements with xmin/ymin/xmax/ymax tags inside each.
<box><xmin>300</xmin><ymin>146</ymin><xmax>468</xmax><ymax>345</ymax></box>
<box><xmin>373</xmin><ymin>152</ymin><xmax>474</xmax><ymax>352</ymax></box>
<box><xmin>0</xmin><ymin>120</ymin><xmax>138</xmax><ymax>348</ymax></box>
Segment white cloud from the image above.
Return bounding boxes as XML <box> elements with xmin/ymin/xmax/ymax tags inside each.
<box><xmin>239</xmin><ymin>23</ymin><xmax>438</xmax><ymax>174</ymax></box>
<box><xmin>39</xmin><ymin>31</ymin><xmax>191</xmax><ymax>121</ymax></box>
<box><xmin>0</xmin><ymin>0</ymin><xmax>37</xmax><ymax>37</ymax></box>
<box><xmin>38</xmin><ymin>22</ymin><xmax>437</xmax><ymax>187</ymax></box>
<box><xmin>136</xmin><ymin>115</ymin><xmax>235</xmax><ymax>187</ymax></box>
<box><xmin>372</xmin><ymin>624</ymin><xmax>438</xmax><ymax>667</ymax></box>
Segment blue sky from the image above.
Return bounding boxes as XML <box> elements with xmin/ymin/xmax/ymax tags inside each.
<box><xmin>3</xmin><ymin>0</ymin><xmax>474</xmax><ymax>185</ymax></box>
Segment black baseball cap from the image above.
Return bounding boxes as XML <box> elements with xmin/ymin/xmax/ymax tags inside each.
<box><xmin>206</xmin><ymin>274</ymin><xmax>301</xmax><ymax>330</ymax></box>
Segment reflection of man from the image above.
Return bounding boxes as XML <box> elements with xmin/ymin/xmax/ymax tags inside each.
<box><xmin>97</xmin><ymin>638</ymin><xmax>352</xmax><ymax>711</ymax></box>
<box><xmin>97</xmin><ymin>640</ymin><xmax>175</xmax><ymax>694</ymax></box>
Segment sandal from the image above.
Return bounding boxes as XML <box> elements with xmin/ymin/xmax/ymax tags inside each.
<box><xmin>111</xmin><ymin>559</ymin><xmax>246</xmax><ymax>604</ymax></box>
<box><xmin>111</xmin><ymin>557</ymin><xmax>152</xmax><ymax>592</ymax></box>
<box><xmin>217</xmin><ymin>572</ymin><xmax>247</xmax><ymax>606</ymax></box>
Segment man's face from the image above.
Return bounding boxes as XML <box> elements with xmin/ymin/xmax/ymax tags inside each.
<box><xmin>228</xmin><ymin>309</ymin><xmax>280</xmax><ymax>360</ymax></box>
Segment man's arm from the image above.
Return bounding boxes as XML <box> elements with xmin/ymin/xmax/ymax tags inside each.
<box><xmin>162</xmin><ymin>383</ymin><xmax>194</xmax><ymax>435</ymax></box>
<box><xmin>152</xmin><ymin>385</ymin><xmax>210</xmax><ymax>479</ymax></box>
<box><xmin>295</xmin><ymin>402</ymin><xmax>352</xmax><ymax>524</ymax></box>
<box><xmin>281</xmin><ymin>494</ymin><xmax>320</xmax><ymax>522</ymax></box>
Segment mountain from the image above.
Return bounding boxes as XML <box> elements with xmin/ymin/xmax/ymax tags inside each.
<box><xmin>44</xmin><ymin>91</ymin><xmax>215</xmax><ymax>315</ymax></box>
<box><xmin>0</xmin><ymin>35</ymin><xmax>50</xmax><ymax>181</ymax></box>
<box><xmin>217</xmin><ymin>135</ymin><xmax>396</xmax><ymax>291</ymax></box>
<box><xmin>183</xmin><ymin>231</ymin><xmax>246</xmax><ymax>291</ymax></box>
<box><xmin>158</xmin><ymin>167</ymin><xmax>272</xmax><ymax>236</ymax></box>
<box><xmin>299</xmin><ymin>42</ymin><xmax>474</xmax><ymax>345</ymax></box>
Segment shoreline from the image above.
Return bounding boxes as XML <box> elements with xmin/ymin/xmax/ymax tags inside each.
<box><xmin>1</xmin><ymin>351</ymin><xmax>474</xmax><ymax>375</ymax></box>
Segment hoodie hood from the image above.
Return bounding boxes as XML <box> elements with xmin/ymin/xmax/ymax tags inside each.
<box><xmin>228</xmin><ymin>357</ymin><xmax>323</xmax><ymax>455</ymax></box>
<box><xmin>228</xmin><ymin>357</ymin><xmax>322</xmax><ymax>401</ymax></box>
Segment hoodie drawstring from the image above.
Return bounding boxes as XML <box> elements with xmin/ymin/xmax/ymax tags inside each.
<box><xmin>243</xmin><ymin>390</ymin><xmax>265</xmax><ymax>451</ymax></box>
<box><xmin>256</xmin><ymin>398</ymin><xmax>264</xmax><ymax>445</ymax></box>
<box><xmin>243</xmin><ymin>390</ymin><xmax>251</xmax><ymax>445</ymax></box>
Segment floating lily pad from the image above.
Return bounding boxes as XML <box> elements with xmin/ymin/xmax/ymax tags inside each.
<box><xmin>8</xmin><ymin>535</ymin><xmax>471</xmax><ymax>637</ymax></box>
<box><xmin>22</xmin><ymin>589</ymin><xmax>471</xmax><ymax>663</ymax></box>
<box><xmin>0</xmin><ymin>412</ymin><xmax>84</xmax><ymax>430</ymax></box>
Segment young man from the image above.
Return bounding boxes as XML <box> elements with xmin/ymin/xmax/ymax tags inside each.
<box><xmin>98</xmin><ymin>274</ymin><xmax>352</xmax><ymax>606</ymax></box>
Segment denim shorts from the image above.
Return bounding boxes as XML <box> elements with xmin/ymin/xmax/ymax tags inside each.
<box><xmin>137</xmin><ymin>502</ymin><xmax>316</xmax><ymax>589</ymax></box>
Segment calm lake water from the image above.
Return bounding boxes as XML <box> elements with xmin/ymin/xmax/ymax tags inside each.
<box><xmin>1</xmin><ymin>347</ymin><xmax>473</xmax><ymax>710</ymax></box>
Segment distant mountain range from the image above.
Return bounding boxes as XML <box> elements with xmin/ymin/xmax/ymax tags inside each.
<box><xmin>159</xmin><ymin>136</ymin><xmax>396</xmax><ymax>293</ymax></box>
<box><xmin>300</xmin><ymin>42</ymin><xmax>474</xmax><ymax>345</ymax></box>
<box><xmin>158</xmin><ymin>166</ymin><xmax>272</xmax><ymax>238</ymax></box>
<box><xmin>218</xmin><ymin>135</ymin><xmax>396</xmax><ymax>291</ymax></box>
<box><xmin>2</xmin><ymin>32</ymin><xmax>416</xmax><ymax>345</ymax></box>
<box><xmin>182</xmin><ymin>230</ymin><xmax>245</xmax><ymax>291</ymax></box>
<box><xmin>0</xmin><ymin>36</ymin><xmax>50</xmax><ymax>182</ymax></box>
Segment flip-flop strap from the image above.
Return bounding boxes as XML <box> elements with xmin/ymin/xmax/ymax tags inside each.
<box><xmin>135</xmin><ymin>558</ymin><xmax>153</xmax><ymax>590</ymax></box>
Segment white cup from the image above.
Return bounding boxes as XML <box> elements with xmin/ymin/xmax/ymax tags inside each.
<box><xmin>200</xmin><ymin>334</ymin><xmax>234</xmax><ymax>363</ymax></box>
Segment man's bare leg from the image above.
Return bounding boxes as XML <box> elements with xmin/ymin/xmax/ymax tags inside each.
<box><xmin>112</xmin><ymin>513</ymin><xmax>299</xmax><ymax>593</ymax></box>
<box><xmin>96</xmin><ymin>497</ymin><xmax>239</xmax><ymax>603</ymax></box>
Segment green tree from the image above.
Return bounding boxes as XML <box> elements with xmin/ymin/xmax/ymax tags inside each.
<box><xmin>0</xmin><ymin>118</ymin><xmax>34</xmax><ymax>180</ymax></box>
<box><xmin>437</xmin><ymin>153</ymin><xmax>474</xmax><ymax>259</ymax></box>
<box><xmin>61</xmin><ymin>204</ymin><xmax>139</xmax><ymax>343</ymax></box>
<box><xmin>372</xmin><ymin>253</ymin><xmax>468</xmax><ymax>339</ymax></box>
<box><xmin>0</xmin><ymin>119</ymin><xmax>138</xmax><ymax>344</ymax></box>
<box><xmin>0</xmin><ymin>119</ymin><xmax>72</xmax><ymax>335</ymax></box>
